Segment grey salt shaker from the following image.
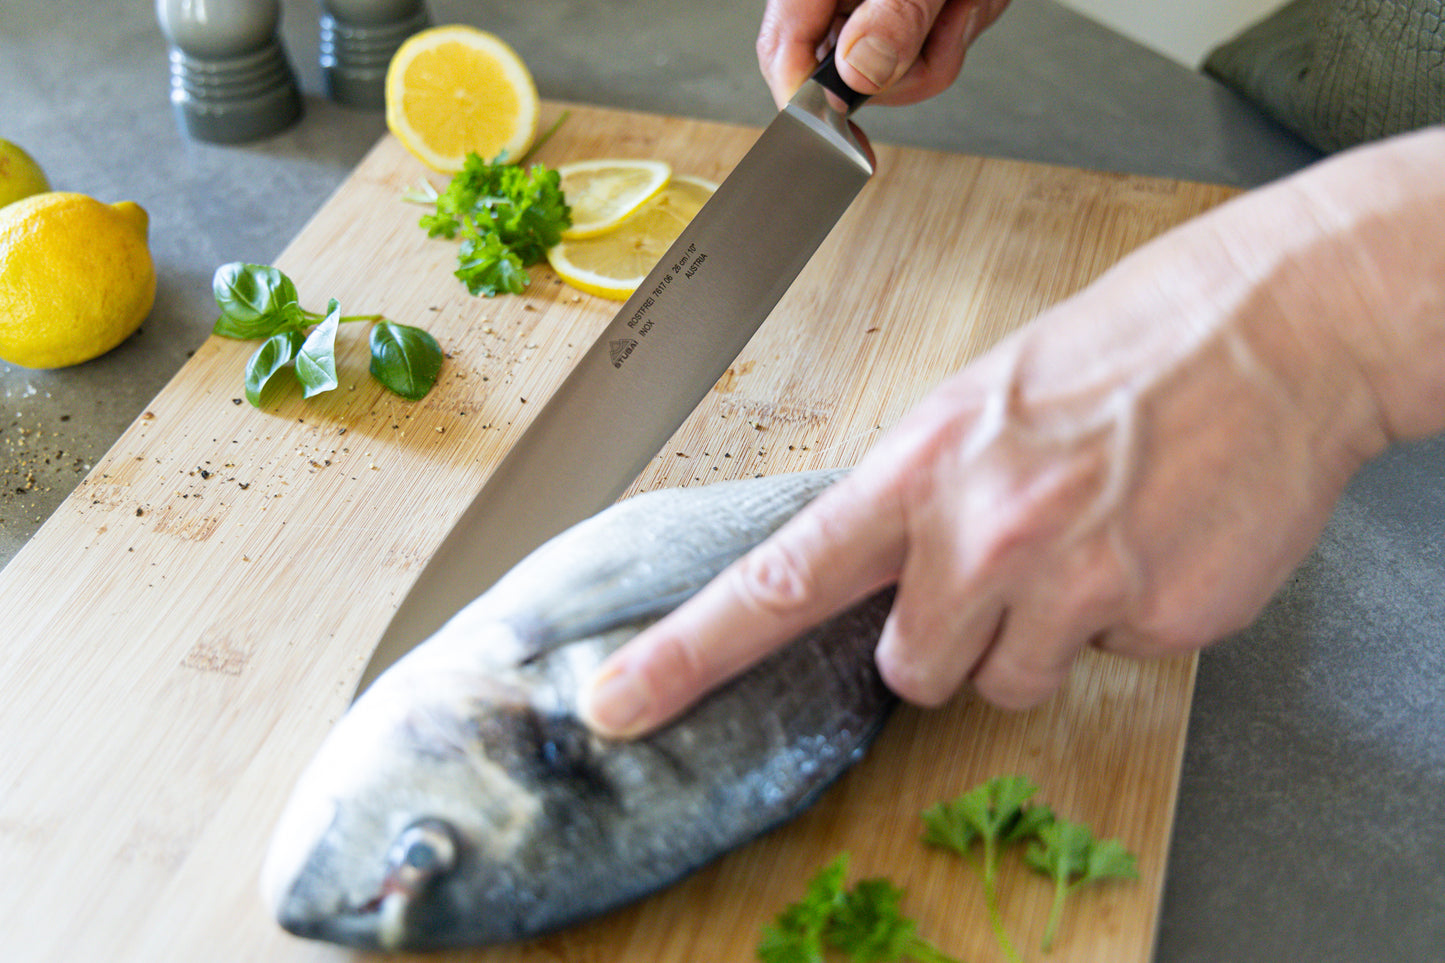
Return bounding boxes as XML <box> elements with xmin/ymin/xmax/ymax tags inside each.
<box><xmin>157</xmin><ymin>0</ymin><xmax>304</xmax><ymax>143</ymax></box>
<box><xmin>318</xmin><ymin>0</ymin><xmax>430</xmax><ymax>109</ymax></box>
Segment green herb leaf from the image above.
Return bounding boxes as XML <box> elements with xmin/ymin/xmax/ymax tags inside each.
<box><xmin>421</xmin><ymin>153</ymin><xmax>571</xmax><ymax>297</ymax></box>
<box><xmin>212</xmin><ymin>262</ymin><xmax>301</xmax><ymax>339</ymax></box>
<box><xmin>1025</xmin><ymin>819</ymin><xmax>1138</xmax><ymax>951</ymax></box>
<box><xmin>492</xmin><ymin>162</ymin><xmax>570</xmax><ymax>262</ymax></box>
<box><xmin>456</xmin><ymin>229</ymin><xmax>530</xmax><ymax>296</ymax></box>
<box><xmin>830</xmin><ymin>879</ymin><xmax>919</xmax><ymax>963</ymax></box>
<box><xmin>920</xmin><ymin>776</ymin><xmax>1054</xmax><ymax>963</ymax></box>
<box><xmin>213</xmin><ymin>263</ymin><xmax>444</xmax><ymax>403</ymax></box>
<box><xmin>758</xmin><ymin>854</ymin><xmax>848</xmax><ymax>963</ymax></box>
<box><xmin>758</xmin><ymin>855</ymin><xmax>962</xmax><ymax>963</ymax></box>
<box><xmin>1003</xmin><ymin>801</ymin><xmax>1056</xmax><ymax>844</ymax></box>
<box><xmin>1084</xmin><ymin>837</ymin><xmax>1138</xmax><ymax>882</ymax></box>
<box><xmin>295</xmin><ymin>299</ymin><xmax>341</xmax><ymax>398</ymax></box>
<box><xmin>244</xmin><ymin>330</ymin><xmax>305</xmax><ymax>407</ymax></box>
<box><xmin>921</xmin><ymin>775</ymin><xmax>1054</xmax><ymax>856</ymax></box>
<box><xmin>1024</xmin><ymin>820</ymin><xmax>1093</xmax><ymax>880</ymax></box>
<box><xmin>921</xmin><ymin>801</ymin><xmax>979</xmax><ymax>855</ymax></box>
<box><xmin>369</xmin><ymin>321</ymin><xmax>443</xmax><ymax>400</ymax></box>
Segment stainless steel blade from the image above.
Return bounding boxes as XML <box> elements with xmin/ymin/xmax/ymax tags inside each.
<box><xmin>354</xmin><ymin>76</ymin><xmax>873</xmax><ymax>695</ymax></box>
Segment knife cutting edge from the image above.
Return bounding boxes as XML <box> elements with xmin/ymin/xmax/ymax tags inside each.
<box><xmin>354</xmin><ymin>57</ymin><xmax>873</xmax><ymax>697</ymax></box>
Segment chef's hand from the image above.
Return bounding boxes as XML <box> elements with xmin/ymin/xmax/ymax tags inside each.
<box><xmin>757</xmin><ymin>0</ymin><xmax>1011</xmax><ymax>107</ymax></box>
<box><xmin>580</xmin><ymin>126</ymin><xmax>1445</xmax><ymax>739</ymax></box>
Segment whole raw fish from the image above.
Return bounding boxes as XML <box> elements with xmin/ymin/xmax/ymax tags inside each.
<box><xmin>262</xmin><ymin>469</ymin><xmax>895</xmax><ymax>951</ymax></box>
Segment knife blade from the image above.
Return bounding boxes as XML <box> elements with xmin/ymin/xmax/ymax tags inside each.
<box><xmin>354</xmin><ymin>59</ymin><xmax>873</xmax><ymax>695</ymax></box>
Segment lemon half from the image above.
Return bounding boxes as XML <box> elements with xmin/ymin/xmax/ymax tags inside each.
<box><xmin>558</xmin><ymin>158</ymin><xmax>672</xmax><ymax>240</ymax></box>
<box><xmin>385</xmin><ymin>25</ymin><xmax>539</xmax><ymax>172</ymax></box>
<box><xmin>547</xmin><ymin>175</ymin><xmax>717</xmax><ymax>300</ymax></box>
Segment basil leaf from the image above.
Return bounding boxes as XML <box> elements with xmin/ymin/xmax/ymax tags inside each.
<box><xmin>244</xmin><ymin>330</ymin><xmax>305</xmax><ymax>407</ymax></box>
<box><xmin>369</xmin><ymin>322</ymin><xmax>443</xmax><ymax>400</ymax></box>
<box><xmin>295</xmin><ymin>299</ymin><xmax>341</xmax><ymax>399</ymax></box>
<box><xmin>212</xmin><ymin>262</ymin><xmax>301</xmax><ymax>339</ymax></box>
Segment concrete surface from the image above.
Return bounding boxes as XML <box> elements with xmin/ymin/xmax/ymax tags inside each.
<box><xmin>3</xmin><ymin>0</ymin><xmax>1440</xmax><ymax>960</ymax></box>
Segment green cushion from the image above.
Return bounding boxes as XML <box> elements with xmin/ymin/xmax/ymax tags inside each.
<box><xmin>1204</xmin><ymin>0</ymin><xmax>1444</xmax><ymax>152</ymax></box>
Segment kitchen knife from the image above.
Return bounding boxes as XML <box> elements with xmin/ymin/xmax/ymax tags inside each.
<box><xmin>355</xmin><ymin>57</ymin><xmax>873</xmax><ymax>695</ymax></box>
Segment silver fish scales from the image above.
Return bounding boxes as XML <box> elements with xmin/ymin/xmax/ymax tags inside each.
<box><xmin>262</xmin><ymin>469</ymin><xmax>895</xmax><ymax>951</ymax></box>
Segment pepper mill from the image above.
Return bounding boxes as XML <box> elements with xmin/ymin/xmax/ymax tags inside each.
<box><xmin>318</xmin><ymin>0</ymin><xmax>430</xmax><ymax>109</ymax></box>
<box><xmin>157</xmin><ymin>0</ymin><xmax>304</xmax><ymax>144</ymax></box>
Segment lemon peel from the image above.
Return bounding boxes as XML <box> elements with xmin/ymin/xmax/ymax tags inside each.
<box><xmin>0</xmin><ymin>139</ymin><xmax>50</xmax><ymax>209</ymax></box>
<box><xmin>0</xmin><ymin>192</ymin><xmax>156</xmax><ymax>369</ymax></box>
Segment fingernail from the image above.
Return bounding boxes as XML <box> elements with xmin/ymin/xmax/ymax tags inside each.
<box><xmin>843</xmin><ymin>36</ymin><xmax>899</xmax><ymax>90</ymax></box>
<box><xmin>580</xmin><ymin>664</ymin><xmax>650</xmax><ymax>736</ymax></box>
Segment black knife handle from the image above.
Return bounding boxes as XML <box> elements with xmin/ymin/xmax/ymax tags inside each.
<box><xmin>810</xmin><ymin>51</ymin><xmax>870</xmax><ymax>114</ymax></box>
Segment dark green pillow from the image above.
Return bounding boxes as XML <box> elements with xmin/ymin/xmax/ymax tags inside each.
<box><xmin>1204</xmin><ymin>0</ymin><xmax>1444</xmax><ymax>152</ymax></box>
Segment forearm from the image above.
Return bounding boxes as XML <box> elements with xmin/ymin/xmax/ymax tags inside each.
<box><xmin>1043</xmin><ymin>125</ymin><xmax>1445</xmax><ymax>489</ymax></box>
<box><xmin>1207</xmin><ymin>125</ymin><xmax>1445</xmax><ymax>453</ymax></box>
<box><xmin>1277</xmin><ymin>125</ymin><xmax>1445</xmax><ymax>444</ymax></box>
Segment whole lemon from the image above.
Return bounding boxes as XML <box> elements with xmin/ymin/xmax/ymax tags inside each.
<box><xmin>0</xmin><ymin>139</ymin><xmax>50</xmax><ymax>208</ymax></box>
<box><xmin>0</xmin><ymin>192</ymin><xmax>156</xmax><ymax>369</ymax></box>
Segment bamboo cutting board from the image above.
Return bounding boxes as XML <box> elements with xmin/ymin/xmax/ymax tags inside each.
<box><xmin>0</xmin><ymin>102</ymin><xmax>1234</xmax><ymax>963</ymax></box>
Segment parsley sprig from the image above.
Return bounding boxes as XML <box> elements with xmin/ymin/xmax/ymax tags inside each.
<box><xmin>414</xmin><ymin>152</ymin><xmax>571</xmax><ymax>297</ymax></box>
<box><xmin>211</xmin><ymin>262</ymin><xmax>442</xmax><ymax>406</ymax></box>
<box><xmin>1024</xmin><ymin>819</ymin><xmax>1138</xmax><ymax>951</ymax></box>
<box><xmin>921</xmin><ymin>776</ymin><xmax>1138</xmax><ymax>960</ymax></box>
<box><xmin>760</xmin><ymin>776</ymin><xmax>1139</xmax><ymax>963</ymax></box>
<box><xmin>758</xmin><ymin>855</ymin><xmax>962</xmax><ymax>963</ymax></box>
<box><xmin>921</xmin><ymin>776</ymin><xmax>1054</xmax><ymax>963</ymax></box>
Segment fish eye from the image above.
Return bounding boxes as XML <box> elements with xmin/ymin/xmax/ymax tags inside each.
<box><xmin>533</xmin><ymin>712</ymin><xmax>593</xmax><ymax>773</ymax></box>
<box><xmin>385</xmin><ymin>818</ymin><xmax>458</xmax><ymax>894</ymax></box>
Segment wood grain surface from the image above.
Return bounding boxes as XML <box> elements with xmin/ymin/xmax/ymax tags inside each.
<box><xmin>0</xmin><ymin>102</ymin><xmax>1234</xmax><ymax>962</ymax></box>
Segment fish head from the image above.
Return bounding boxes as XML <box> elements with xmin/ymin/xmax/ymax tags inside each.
<box><xmin>261</xmin><ymin>622</ymin><xmax>610</xmax><ymax>951</ymax></box>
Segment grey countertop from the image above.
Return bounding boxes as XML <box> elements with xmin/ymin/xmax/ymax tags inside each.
<box><xmin>2</xmin><ymin>1</ymin><xmax>1440</xmax><ymax>960</ymax></box>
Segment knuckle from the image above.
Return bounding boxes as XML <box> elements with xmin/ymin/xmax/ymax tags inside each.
<box><xmin>971</xmin><ymin>626</ymin><xmax>1076</xmax><ymax>710</ymax></box>
<box><xmin>956</xmin><ymin>498</ymin><xmax>1038</xmax><ymax>577</ymax></box>
<box><xmin>977</xmin><ymin>673</ymin><xmax>1056</xmax><ymax>711</ymax></box>
<box><xmin>1054</xmin><ymin>545</ymin><xmax>1131</xmax><ymax>624</ymax></box>
<box><xmin>878</xmin><ymin>653</ymin><xmax>955</xmax><ymax>707</ymax></box>
<box><xmin>973</xmin><ymin>656</ymin><xmax>1067</xmax><ymax>711</ymax></box>
<box><xmin>727</xmin><ymin>502</ymin><xmax>852</xmax><ymax>619</ymax></box>
<box><xmin>1127</xmin><ymin>568</ymin><xmax>1252</xmax><ymax>654</ymax></box>
<box><xmin>754</xmin><ymin>28</ymin><xmax>778</xmax><ymax>67</ymax></box>
<box><xmin>870</xmin><ymin>0</ymin><xmax>937</xmax><ymax>42</ymax></box>
<box><xmin>730</xmin><ymin>534</ymin><xmax>818</xmax><ymax>617</ymax></box>
<box><xmin>1122</xmin><ymin>602</ymin><xmax>1213</xmax><ymax>655</ymax></box>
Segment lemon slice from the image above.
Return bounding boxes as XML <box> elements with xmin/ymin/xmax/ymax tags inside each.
<box><xmin>558</xmin><ymin>159</ymin><xmax>672</xmax><ymax>240</ymax></box>
<box><xmin>385</xmin><ymin>25</ymin><xmax>539</xmax><ymax>172</ymax></box>
<box><xmin>547</xmin><ymin>175</ymin><xmax>718</xmax><ymax>300</ymax></box>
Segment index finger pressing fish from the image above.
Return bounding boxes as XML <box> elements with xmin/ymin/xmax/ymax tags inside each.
<box><xmin>261</xmin><ymin>468</ymin><xmax>896</xmax><ymax>951</ymax></box>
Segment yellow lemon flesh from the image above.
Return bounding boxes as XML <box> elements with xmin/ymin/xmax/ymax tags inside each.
<box><xmin>0</xmin><ymin>192</ymin><xmax>156</xmax><ymax>369</ymax></box>
<box><xmin>557</xmin><ymin>158</ymin><xmax>672</xmax><ymax>240</ymax></box>
<box><xmin>0</xmin><ymin>139</ymin><xmax>50</xmax><ymax>209</ymax></box>
<box><xmin>385</xmin><ymin>25</ymin><xmax>539</xmax><ymax>172</ymax></box>
<box><xmin>547</xmin><ymin>175</ymin><xmax>717</xmax><ymax>300</ymax></box>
